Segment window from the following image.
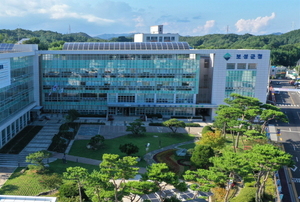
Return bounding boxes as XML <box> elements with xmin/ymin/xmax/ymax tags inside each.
<box><xmin>204</xmin><ymin>58</ymin><xmax>209</xmax><ymax>68</ymax></box>
<box><xmin>248</xmin><ymin>63</ymin><xmax>257</xmax><ymax>69</ymax></box>
<box><xmin>237</xmin><ymin>63</ymin><xmax>246</xmax><ymax>69</ymax></box>
<box><xmin>227</xmin><ymin>63</ymin><xmax>235</xmax><ymax>69</ymax></box>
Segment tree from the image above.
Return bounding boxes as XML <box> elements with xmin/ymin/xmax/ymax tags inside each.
<box><xmin>63</xmin><ymin>166</ymin><xmax>89</xmax><ymax>202</ymax></box>
<box><xmin>245</xmin><ymin>144</ymin><xmax>293</xmax><ymax>202</ymax></box>
<box><xmin>191</xmin><ymin>145</ymin><xmax>215</xmax><ymax>169</ymax></box>
<box><xmin>87</xmin><ymin>135</ymin><xmax>105</xmax><ymax>150</ymax></box>
<box><xmin>119</xmin><ymin>143</ymin><xmax>139</xmax><ymax>156</ymax></box>
<box><xmin>84</xmin><ymin>169</ymin><xmax>115</xmax><ymax>202</ymax></box>
<box><xmin>66</xmin><ymin>109</ymin><xmax>80</xmax><ymax>122</ymax></box>
<box><xmin>162</xmin><ymin>119</ymin><xmax>186</xmax><ymax>134</ymax></box>
<box><xmin>100</xmin><ymin>154</ymin><xmax>139</xmax><ymax>202</ymax></box>
<box><xmin>23</xmin><ymin>37</ymin><xmax>40</xmax><ymax>44</ymax></box>
<box><xmin>259</xmin><ymin>107</ymin><xmax>288</xmax><ymax>133</ymax></box>
<box><xmin>184</xmin><ymin>169</ymin><xmax>227</xmax><ymax>199</ymax></box>
<box><xmin>197</xmin><ymin>130</ymin><xmax>226</xmax><ymax>149</ymax></box>
<box><xmin>26</xmin><ymin>150</ymin><xmax>52</xmax><ymax>172</ymax></box>
<box><xmin>123</xmin><ymin>181</ymin><xmax>158</xmax><ymax>202</ymax></box>
<box><xmin>126</xmin><ymin>119</ymin><xmax>146</xmax><ymax>136</ymax></box>
<box><xmin>210</xmin><ymin>150</ymin><xmax>251</xmax><ymax>202</ymax></box>
<box><xmin>141</xmin><ymin>163</ymin><xmax>187</xmax><ymax>201</ymax></box>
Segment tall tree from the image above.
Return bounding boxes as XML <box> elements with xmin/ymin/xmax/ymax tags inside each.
<box><xmin>245</xmin><ymin>144</ymin><xmax>293</xmax><ymax>202</ymax></box>
<box><xmin>184</xmin><ymin>169</ymin><xmax>226</xmax><ymax>199</ymax></box>
<box><xmin>100</xmin><ymin>154</ymin><xmax>139</xmax><ymax>202</ymax></box>
<box><xmin>25</xmin><ymin>150</ymin><xmax>52</xmax><ymax>172</ymax></box>
<box><xmin>210</xmin><ymin>150</ymin><xmax>250</xmax><ymax>202</ymax></box>
<box><xmin>162</xmin><ymin>118</ymin><xmax>186</xmax><ymax>134</ymax></box>
<box><xmin>141</xmin><ymin>163</ymin><xmax>187</xmax><ymax>201</ymax></box>
<box><xmin>126</xmin><ymin>119</ymin><xmax>146</xmax><ymax>136</ymax></box>
<box><xmin>63</xmin><ymin>166</ymin><xmax>89</xmax><ymax>202</ymax></box>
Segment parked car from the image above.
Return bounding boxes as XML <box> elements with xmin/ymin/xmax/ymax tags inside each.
<box><xmin>266</xmin><ymin>100</ymin><xmax>276</xmax><ymax>105</ymax></box>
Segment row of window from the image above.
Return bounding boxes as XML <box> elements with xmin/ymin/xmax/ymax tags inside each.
<box><xmin>1</xmin><ymin>112</ymin><xmax>29</xmax><ymax>147</ymax></box>
<box><xmin>227</xmin><ymin>63</ymin><xmax>257</xmax><ymax>69</ymax></box>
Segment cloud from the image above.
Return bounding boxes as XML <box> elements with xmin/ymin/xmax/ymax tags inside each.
<box><xmin>235</xmin><ymin>13</ymin><xmax>276</xmax><ymax>33</ymax></box>
<box><xmin>193</xmin><ymin>20</ymin><xmax>216</xmax><ymax>34</ymax></box>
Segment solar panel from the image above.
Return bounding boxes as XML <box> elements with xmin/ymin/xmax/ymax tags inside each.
<box><xmin>0</xmin><ymin>43</ymin><xmax>14</xmax><ymax>52</ymax></box>
<box><xmin>62</xmin><ymin>42</ymin><xmax>191</xmax><ymax>51</ymax></box>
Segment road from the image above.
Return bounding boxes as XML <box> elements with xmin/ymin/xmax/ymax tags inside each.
<box><xmin>272</xmin><ymin>79</ymin><xmax>300</xmax><ymax>201</ymax></box>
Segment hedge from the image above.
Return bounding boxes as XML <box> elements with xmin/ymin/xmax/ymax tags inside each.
<box><xmin>185</xmin><ymin>123</ymin><xmax>201</xmax><ymax>127</ymax></box>
<box><xmin>171</xmin><ymin>116</ymin><xmax>203</xmax><ymax>119</ymax></box>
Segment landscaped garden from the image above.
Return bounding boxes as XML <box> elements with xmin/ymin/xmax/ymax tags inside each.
<box><xmin>69</xmin><ymin>132</ymin><xmax>195</xmax><ymax>167</ymax></box>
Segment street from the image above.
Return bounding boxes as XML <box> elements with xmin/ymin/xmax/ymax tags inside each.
<box><xmin>272</xmin><ymin>79</ymin><xmax>300</xmax><ymax>201</ymax></box>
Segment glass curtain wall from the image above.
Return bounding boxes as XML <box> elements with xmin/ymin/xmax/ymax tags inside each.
<box><xmin>41</xmin><ymin>54</ymin><xmax>200</xmax><ymax>115</ymax></box>
<box><xmin>0</xmin><ymin>56</ymin><xmax>34</xmax><ymax>122</ymax></box>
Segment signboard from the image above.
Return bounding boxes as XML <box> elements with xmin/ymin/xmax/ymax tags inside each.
<box><xmin>0</xmin><ymin>59</ymin><xmax>11</xmax><ymax>88</ymax></box>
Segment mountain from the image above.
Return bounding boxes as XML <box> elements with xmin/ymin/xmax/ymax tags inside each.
<box><xmin>94</xmin><ymin>33</ymin><xmax>135</xmax><ymax>40</ymax></box>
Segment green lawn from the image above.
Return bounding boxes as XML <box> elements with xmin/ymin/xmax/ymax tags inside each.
<box><xmin>69</xmin><ymin>132</ymin><xmax>195</xmax><ymax>161</ymax></box>
<box><xmin>0</xmin><ymin>161</ymin><xmax>100</xmax><ymax>196</ymax></box>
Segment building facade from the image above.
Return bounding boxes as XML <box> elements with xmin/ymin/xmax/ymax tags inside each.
<box><xmin>39</xmin><ymin>42</ymin><xmax>270</xmax><ymax>118</ymax></box>
<box><xmin>0</xmin><ymin>41</ymin><xmax>270</xmax><ymax>149</ymax></box>
<box><xmin>0</xmin><ymin>44</ymin><xmax>39</xmax><ymax>148</ymax></box>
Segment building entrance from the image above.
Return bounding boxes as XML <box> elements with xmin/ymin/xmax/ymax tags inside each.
<box><xmin>116</xmin><ymin>107</ymin><xmax>136</xmax><ymax>116</ymax></box>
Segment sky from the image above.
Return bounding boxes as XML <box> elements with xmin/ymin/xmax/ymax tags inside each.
<box><xmin>1</xmin><ymin>0</ymin><xmax>300</xmax><ymax>37</ymax></box>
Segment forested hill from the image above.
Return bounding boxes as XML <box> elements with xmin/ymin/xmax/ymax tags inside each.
<box><xmin>180</xmin><ymin>29</ymin><xmax>300</xmax><ymax>49</ymax></box>
<box><xmin>1</xmin><ymin>28</ymin><xmax>300</xmax><ymax>66</ymax></box>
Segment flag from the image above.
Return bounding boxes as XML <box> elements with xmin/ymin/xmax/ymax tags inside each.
<box><xmin>52</xmin><ymin>85</ymin><xmax>57</xmax><ymax>91</ymax></box>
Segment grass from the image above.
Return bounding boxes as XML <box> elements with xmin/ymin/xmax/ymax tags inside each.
<box><xmin>69</xmin><ymin>132</ymin><xmax>195</xmax><ymax>161</ymax></box>
<box><xmin>177</xmin><ymin>142</ymin><xmax>196</xmax><ymax>150</ymax></box>
<box><xmin>0</xmin><ymin>160</ymin><xmax>100</xmax><ymax>196</ymax></box>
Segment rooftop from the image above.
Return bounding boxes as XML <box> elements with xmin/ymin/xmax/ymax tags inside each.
<box><xmin>62</xmin><ymin>42</ymin><xmax>191</xmax><ymax>51</ymax></box>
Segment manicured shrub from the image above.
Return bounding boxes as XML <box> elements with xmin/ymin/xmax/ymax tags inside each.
<box><xmin>185</xmin><ymin>123</ymin><xmax>201</xmax><ymax>127</ymax></box>
<box><xmin>171</xmin><ymin>116</ymin><xmax>203</xmax><ymax>119</ymax></box>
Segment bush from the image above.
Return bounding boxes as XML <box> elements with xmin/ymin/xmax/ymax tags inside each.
<box><xmin>59</xmin><ymin>182</ymin><xmax>79</xmax><ymax>198</ymax></box>
<box><xmin>185</xmin><ymin>123</ymin><xmax>201</xmax><ymax>127</ymax></box>
<box><xmin>201</xmin><ymin>125</ymin><xmax>214</xmax><ymax>135</ymax></box>
<box><xmin>149</xmin><ymin>123</ymin><xmax>164</xmax><ymax>126</ymax></box>
<box><xmin>59</xmin><ymin>123</ymin><xmax>69</xmax><ymax>131</ymax></box>
<box><xmin>171</xmin><ymin>116</ymin><xmax>203</xmax><ymax>119</ymax></box>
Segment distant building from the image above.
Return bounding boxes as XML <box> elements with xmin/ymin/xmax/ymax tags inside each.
<box><xmin>134</xmin><ymin>25</ymin><xmax>179</xmax><ymax>42</ymax></box>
